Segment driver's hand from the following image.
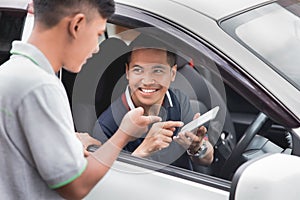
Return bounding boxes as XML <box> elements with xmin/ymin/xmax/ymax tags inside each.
<box><xmin>173</xmin><ymin>126</ymin><xmax>207</xmax><ymax>150</ymax></box>
<box><xmin>173</xmin><ymin>113</ymin><xmax>206</xmax><ymax>151</ymax></box>
<box><xmin>174</xmin><ymin>113</ymin><xmax>214</xmax><ymax>165</ymax></box>
<box><xmin>132</xmin><ymin>121</ymin><xmax>184</xmax><ymax>157</ymax></box>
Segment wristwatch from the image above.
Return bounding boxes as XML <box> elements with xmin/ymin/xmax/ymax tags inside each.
<box><xmin>187</xmin><ymin>140</ymin><xmax>208</xmax><ymax>158</ymax></box>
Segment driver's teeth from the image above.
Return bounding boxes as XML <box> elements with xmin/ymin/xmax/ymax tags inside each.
<box><xmin>142</xmin><ymin>89</ymin><xmax>155</xmax><ymax>93</ymax></box>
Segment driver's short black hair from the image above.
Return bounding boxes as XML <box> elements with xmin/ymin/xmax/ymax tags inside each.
<box><xmin>127</xmin><ymin>33</ymin><xmax>176</xmax><ymax>67</ymax></box>
<box><xmin>33</xmin><ymin>0</ymin><xmax>115</xmax><ymax>27</ymax></box>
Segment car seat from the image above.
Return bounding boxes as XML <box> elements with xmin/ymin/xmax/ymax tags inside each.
<box><xmin>94</xmin><ymin>38</ymin><xmax>129</xmax><ymax>117</ymax></box>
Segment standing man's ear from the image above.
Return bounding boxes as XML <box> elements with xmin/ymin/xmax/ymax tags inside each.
<box><xmin>69</xmin><ymin>13</ymin><xmax>85</xmax><ymax>39</ymax></box>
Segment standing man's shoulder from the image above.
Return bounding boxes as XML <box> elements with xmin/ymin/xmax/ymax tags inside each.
<box><xmin>2</xmin><ymin>41</ymin><xmax>59</xmax><ymax>83</ymax></box>
<box><xmin>0</xmin><ymin>41</ymin><xmax>64</xmax><ymax>104</ymax></box>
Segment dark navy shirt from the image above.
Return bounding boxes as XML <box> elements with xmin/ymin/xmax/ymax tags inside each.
<box><xmin>92</xmin><ymin>88</ymin><xmax>195</xmax><ymax>169</ymax></box>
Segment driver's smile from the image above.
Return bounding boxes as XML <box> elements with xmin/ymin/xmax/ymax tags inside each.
<box><xmin>139</xmin><ymin>87</ymin><xmax>159</xmax><ymax>95</ymax></box>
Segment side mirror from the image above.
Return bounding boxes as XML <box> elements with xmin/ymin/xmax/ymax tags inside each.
<box><xmin>230</xmin><ymin>153</ymin><xmax>300</xmax><ymax>200</ymax></box>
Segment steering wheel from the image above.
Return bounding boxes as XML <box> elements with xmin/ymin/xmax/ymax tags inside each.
<box><xmin>219</xmin><ymin>112</ymin><xmax>269</xmax><ymax>179</ymax></box>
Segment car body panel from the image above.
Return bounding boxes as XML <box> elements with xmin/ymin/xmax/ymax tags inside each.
<box><xmin>86</xmin><ymin>159</ymin><xmax>230</xmax><ymax>200</ymax></box>
<box><xmin>168</xmin><ymin>0</ymin><xmax>271</xmax><ymax>20</ymax></box>
<box><xmin>21</xmin><ymin>12</ymin><xmax>33</xmax><ymax>42</ymax></box>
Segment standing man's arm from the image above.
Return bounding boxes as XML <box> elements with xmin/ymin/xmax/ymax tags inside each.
<box><xmin>55</xmin><ymin>107</ymin><xmax>161</xmax><ymax>199</ymax></box>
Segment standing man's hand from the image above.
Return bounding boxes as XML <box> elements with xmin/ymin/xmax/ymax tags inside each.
<box><xmin>76</xmin><ymin>132</ymin><xmax>101</xmax><ymax>157</ymax></box>
<box><xmin>118</xmin><ymin>107</ymin><xmax>162</xmax><ymax>142</ymax></box>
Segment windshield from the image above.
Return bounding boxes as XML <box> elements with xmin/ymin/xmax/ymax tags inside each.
<box><xmin>221</xmin><ymin>0</ymin><xmax>300</xmax><ymax>90</ymax></box>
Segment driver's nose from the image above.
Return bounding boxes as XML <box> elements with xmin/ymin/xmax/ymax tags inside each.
<box><xmin>141</xmin><ymin>73</ymin><xmax>155</xmax><ymax>85</ymax></box>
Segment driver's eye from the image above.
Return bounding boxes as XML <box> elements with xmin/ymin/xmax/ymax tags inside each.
<box><xmin>152</xmin><ymin>66</ymin><xmax>167</xmax><ymax>74</ymax></box>
<box><xmin>153</xmin><ymin>69</ymin><xmax>163</xmax><ymax>73</ymax></box>
<box><xmin>132</xmin><ymin>67</ymin><xmax>143</xmax><ymax>74</ymax></box>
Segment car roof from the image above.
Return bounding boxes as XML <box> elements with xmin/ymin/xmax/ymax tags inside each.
<box><xmin>115</xmin><ymin>0</ymin><xmax>270</xmax><ymax>20</ymax></box>
<box><xmin>0</xmin><ymin>0</ymin><xmax>30</xmax><ymax>10</ymax></box>
<box><xmin>1</xmin><ymin>0</ymin><xmax>270</xmax><ymax>19</ymax></box>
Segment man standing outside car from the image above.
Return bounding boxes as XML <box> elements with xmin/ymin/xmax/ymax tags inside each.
<box><xmin>93</xmin><ymin>34</ymin><xmax>214</xmax><ymax>170</ymax></box>
<box><xmin>0</xmin><ymin>1</ymin><xmax>164</xmax><ymax>199</ymax></box>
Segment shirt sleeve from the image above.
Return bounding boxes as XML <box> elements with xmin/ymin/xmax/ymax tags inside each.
<box><xmin>17</xmin><ymin>84</ymin><xmax>87</xmax><ymax>188</ymax></box>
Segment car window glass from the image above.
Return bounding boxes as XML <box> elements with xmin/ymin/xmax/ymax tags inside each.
<box><xmin>221</xmin><ymin>0</ymin><xmax>300</xmax><ymax>91</ymax></box>
<box><xmin>0</xmin><ymin>8</ymin><xmax>27</xmax><ymax>65</ymax></box>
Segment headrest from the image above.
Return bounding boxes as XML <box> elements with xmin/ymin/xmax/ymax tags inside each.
<box><xmin>176</xmin><ymin>54</ymin><xmax>193</xmax><ymax>69</ymax></box>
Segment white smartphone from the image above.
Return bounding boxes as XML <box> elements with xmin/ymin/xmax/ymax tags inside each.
<box><xmin>180</xmin><ymin>106</ymin><xmax>220</xmax><ymax>133</ymax></box>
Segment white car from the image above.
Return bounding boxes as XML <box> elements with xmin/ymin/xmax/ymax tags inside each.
<box><xmin>1</xmin><ymin>0</ymin><xmax>300</xmax><ymax>199</ymax></box>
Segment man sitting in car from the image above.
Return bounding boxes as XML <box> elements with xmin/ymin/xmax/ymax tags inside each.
<box><xmin>93</xmin><ymin>34</ymin><xmax>214</xmax><ymax>169</ymax></box>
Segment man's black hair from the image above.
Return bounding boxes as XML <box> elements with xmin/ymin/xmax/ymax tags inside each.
<box><xmin>127</xmin><ymin>33</ymin><xmax>176</xmax><ymax>67</ymax></box>
<box><xmin>33</xmin><ymin>0</ymin><xmax>115</xmax><ymax>27</ymax></box>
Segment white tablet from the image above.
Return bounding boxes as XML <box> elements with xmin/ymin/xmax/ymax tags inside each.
<box><xmin>180</xmin><ymin>106</ymin><xmax>220</xmax><ymax>133</ymax></box>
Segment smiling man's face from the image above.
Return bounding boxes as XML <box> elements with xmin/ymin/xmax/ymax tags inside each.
<box><xmin>126</xmin><ymin>48</ymin><xmax>177</xmax><ymax>111</ymax></box>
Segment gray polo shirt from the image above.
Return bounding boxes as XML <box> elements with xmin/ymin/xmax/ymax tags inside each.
<box><xmin>0</xmin><ymin>41</ymin><xmax>87</xmax><ymax>199</ymax></box>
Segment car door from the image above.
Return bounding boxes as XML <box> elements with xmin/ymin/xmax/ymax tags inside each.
<box><xmin>63</xmin><ymin>2</ymin><xmax>299</xmax><ymax>199</ymax></box>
